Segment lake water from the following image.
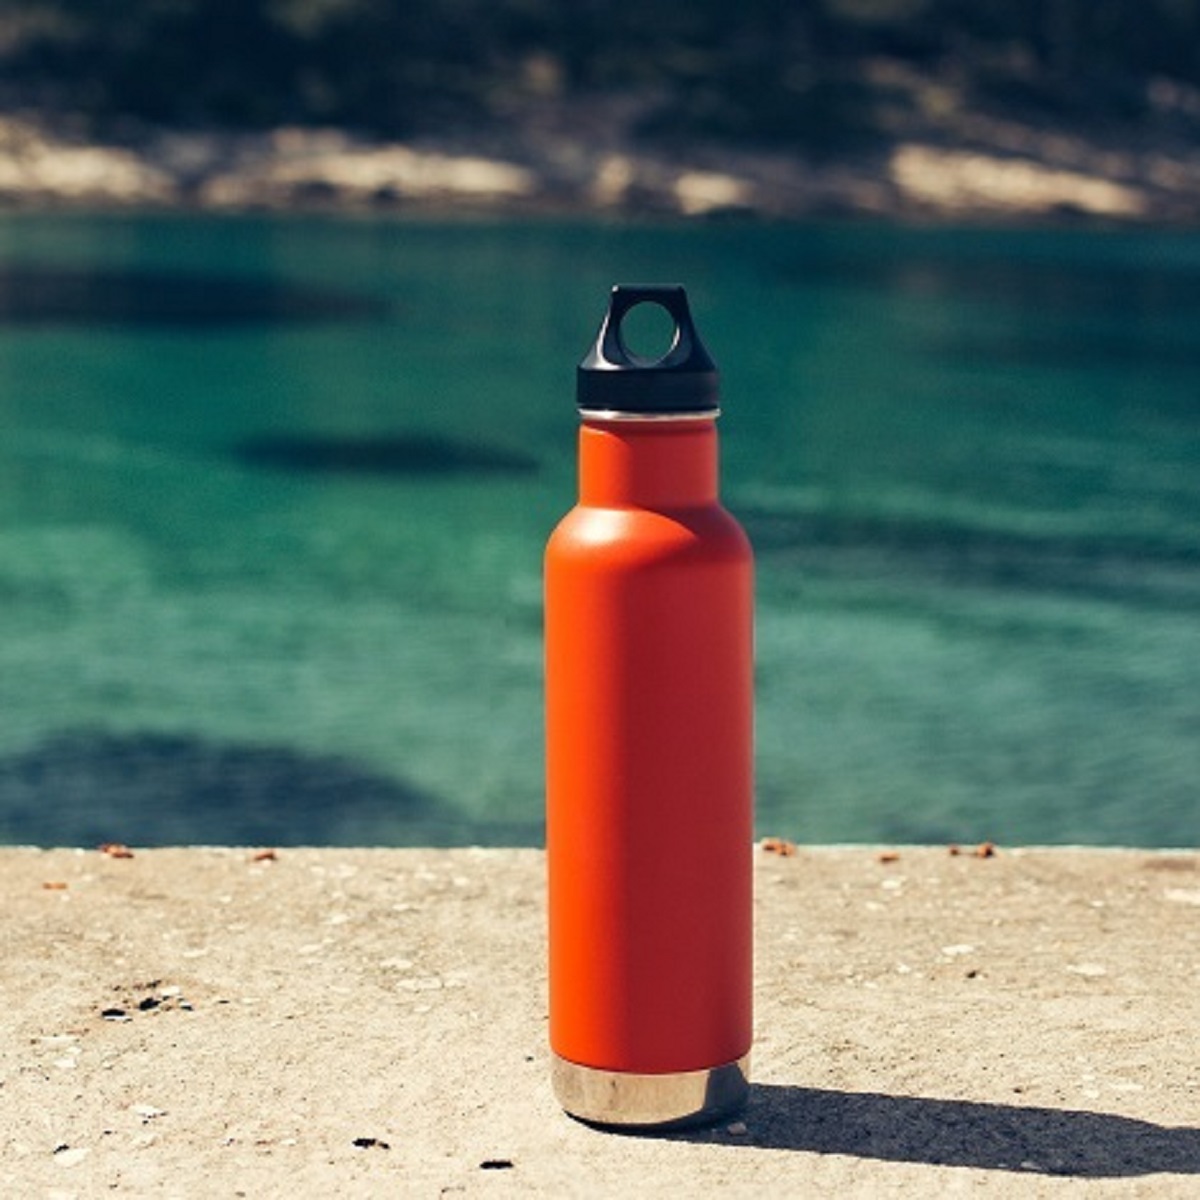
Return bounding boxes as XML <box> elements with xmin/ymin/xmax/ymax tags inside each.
<box><xmin>0</xmin><ymin>214</ymin><xmax>1196</xmax><ymax>847</ymax></box>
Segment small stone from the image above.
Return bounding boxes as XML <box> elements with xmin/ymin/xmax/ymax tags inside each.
<box><xmin>397</xmin><ymin>977</ymin><xmax>444</xmax><ymax>992</ymax></box>
<box><xmin>379</xmin><ymin>957</ymin><xmax>415</xmax><ymax>971</ymax></box>
<box><xmin>53</xmin><ymin>1146</ymin><xmax>90</xmax><ymax>1167</ymax></box>
<box><xmin>941</xmin><ymin>944</ymin><xmax>975</xmax><ymax>957</ymax></box>
<box><xmin>101</xmin><ymin>1008</ymin><xmax>130</xmax><ymax>1022</ymax></box>
<box><xmin>760</xmin><ymin>837</ymin><xmax>797</xmax><ymax>857</ymax></box>
<box><xmin>726</xmin><ymin>1121</ymin><xmax>748</xmax><ymax>1135</ymax></box>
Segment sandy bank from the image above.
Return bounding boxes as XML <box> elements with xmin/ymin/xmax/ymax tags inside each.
<box><xmin>2</xmin><ymin>844</ymin><xmax>1197</xmax><ymax>1196</ymax></box>
<box><xmin>4</xmin><ymin>108</ymin><xmax>1200</xmax><ymax>223</ymax></box>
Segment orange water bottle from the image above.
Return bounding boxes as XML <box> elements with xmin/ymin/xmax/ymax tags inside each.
<box><xmin>545</xmin><ymin>285</ymin><xmax>754</xmax><ymax>1127</ymax></box>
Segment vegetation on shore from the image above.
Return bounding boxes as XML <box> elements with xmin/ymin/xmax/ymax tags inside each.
<box><xmin>5</xmin><ymin>1</ymin><xmax>1200</xmax><ymax>147</ymax></box>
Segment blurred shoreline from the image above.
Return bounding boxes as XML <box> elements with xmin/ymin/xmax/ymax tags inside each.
<box><xmin>3</xmin><ymin>96</ymin><xmax>1200</xmax><ymax>225</ymax></box>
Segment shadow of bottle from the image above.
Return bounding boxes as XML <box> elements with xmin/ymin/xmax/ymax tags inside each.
<box><xmin>657</xmin><ymin>1084</ymin><xmax>1200</xmax><ymax>1178</ymax></box>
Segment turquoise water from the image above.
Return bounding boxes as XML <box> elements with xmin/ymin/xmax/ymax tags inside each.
<box><xmin>0</xmin><ymin>214</ymin><xmax>1196</xmax><ymax>847</ymax></box>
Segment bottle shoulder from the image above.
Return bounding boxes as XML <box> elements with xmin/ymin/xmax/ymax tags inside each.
<box><xmin>546</xmin><ymin>502</ymin><xmax>751</xmax><ymax>568</ymax></box>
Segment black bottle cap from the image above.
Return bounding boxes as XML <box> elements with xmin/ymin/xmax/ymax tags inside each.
<box><xmin>577</xmin><ymin>284</ymin><xmax>719</xmax><ymax>414</ymax></box>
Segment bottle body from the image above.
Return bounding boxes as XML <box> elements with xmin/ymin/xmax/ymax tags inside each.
<box><xmin>545</xmin><ymin>417</ymin><xmax>753</xmax><ymax>1126</ymax></box>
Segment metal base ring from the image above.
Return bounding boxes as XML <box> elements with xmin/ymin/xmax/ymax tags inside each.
<box><xmin>552</xmin><ymin>1052</ymin><xmax>750</xmax><ymax>1129</ymax></box>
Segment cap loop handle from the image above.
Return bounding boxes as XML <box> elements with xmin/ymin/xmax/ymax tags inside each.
<box><xmin>577</xmin><ymin>284</ymin><xmax>719</xmax><ymax>414</ymax></box>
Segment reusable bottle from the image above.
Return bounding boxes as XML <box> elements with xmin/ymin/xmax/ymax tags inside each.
<box><xmin>545</xmin><ymin>285</ymin><xmax>754</xmax><ymax>1127</ymax></box>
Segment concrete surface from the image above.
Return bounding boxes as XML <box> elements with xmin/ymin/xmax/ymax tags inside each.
<box><xmin>2</xmin><ymin>845</ymin><xmax>1197</xmax><ymax>1197</ymax></box>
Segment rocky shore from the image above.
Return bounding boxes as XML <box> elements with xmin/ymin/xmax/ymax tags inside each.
<box><xmin>4</xmin><ymin>96</ymin><xmax>1200</xmax><ymax>223</ymax></box>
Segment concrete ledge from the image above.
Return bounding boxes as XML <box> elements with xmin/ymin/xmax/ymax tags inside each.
<box><xmin>2</xmin><ymin>846</ymin><xmax>1197</xmax><ymax>1196</ymax></box>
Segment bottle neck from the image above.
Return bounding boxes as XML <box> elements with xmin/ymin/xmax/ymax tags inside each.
<box><xmin>577</xmin><ymin>416</ymin><xmax>720</xmax><ymax>508</ymax></box>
